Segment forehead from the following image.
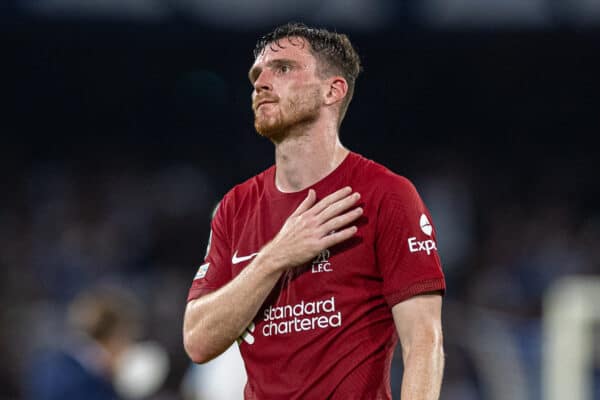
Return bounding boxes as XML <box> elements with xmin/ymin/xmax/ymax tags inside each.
<box><xmin>252</xmin><ymin>36</ymin><xmax>317</xmax><ymax>68</ymax></box>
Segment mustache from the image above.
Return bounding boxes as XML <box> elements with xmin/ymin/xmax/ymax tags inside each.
<box><xmin>253</xmin><ymin>96</ymin><xmax>279</xmax><ymax>111</ymax></box>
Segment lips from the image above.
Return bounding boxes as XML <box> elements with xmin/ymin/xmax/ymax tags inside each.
<box><xmin>254</xmin><ymin>98</ymin><xmax>277</xmax><ymax>111</ymax></box>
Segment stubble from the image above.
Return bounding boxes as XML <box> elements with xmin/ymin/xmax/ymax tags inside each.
<box><xmin>254</xmin><ymin>86</ymin><xmax>322</xmax><ymax>141</ymax></box>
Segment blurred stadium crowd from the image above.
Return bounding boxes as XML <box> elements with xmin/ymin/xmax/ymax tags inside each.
<box><xmin>2</xmin><ymin>2</ymin><xmax>600</xmax><ymax>399</ymax></box>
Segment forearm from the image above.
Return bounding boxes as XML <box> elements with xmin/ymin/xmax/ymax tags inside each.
<box><xmin>183</xmin><ymin>251</ymin><xmax>283</xmax><ymax>363</ymax></box>
<box><xmin>399</xmin><ymin>339</ymin><xmax>444</xmax><ymax>400</ymax></box>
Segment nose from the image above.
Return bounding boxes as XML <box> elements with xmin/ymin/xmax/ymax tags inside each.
<box><xmin>253</xmin><ymin>69</ymin><xmax>272</xmax><ymax>94</ymax></box>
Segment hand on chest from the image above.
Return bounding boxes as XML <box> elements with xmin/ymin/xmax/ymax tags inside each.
<box><xmin>232</xmin><ymin>205</ymin><xmax>373</xmax><ymax>285</ymax></box>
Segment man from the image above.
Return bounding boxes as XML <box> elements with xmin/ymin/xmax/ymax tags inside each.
<box><xmin>183</xmin><ymin>22</ymin><xmax>445</xmax><ymax>399</ymax></box>
<box><xmin>24</xmin><ymin>285</ymin><xmax>141</xmax><ymax>400</ymax></box>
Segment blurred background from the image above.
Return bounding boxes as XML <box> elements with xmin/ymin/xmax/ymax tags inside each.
<box><xmin>2</xmin><ymin>1</ymin><xmax>599</xmax><ymax>399</ymax></box>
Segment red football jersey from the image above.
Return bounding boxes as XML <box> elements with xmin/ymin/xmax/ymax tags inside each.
<box><xmin>187</xmin><ymin>152</ymin><xmax>445</xmax><ymax>399</ymax></box>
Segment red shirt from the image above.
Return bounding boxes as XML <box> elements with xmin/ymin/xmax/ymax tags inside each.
<box><xmin>187</xmin><ymin>152</ymin><xmax>445</xmax><ymax>399</ymax></box>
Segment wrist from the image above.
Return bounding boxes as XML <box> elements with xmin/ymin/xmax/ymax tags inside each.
<box><xmin>255</xmin><ymin>243</ymin><xmax>288</xmax><ymax>275</ymax></box>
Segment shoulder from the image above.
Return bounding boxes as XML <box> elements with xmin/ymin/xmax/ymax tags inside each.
<box><xmin>350</xmin><ymin>152</ymin><xmax>419</xmax><ymax>201</ymax></box>
<box><xmin>217</xmin><ymin>165</ymin><xmax>274</xmax><ymax>218</ymax></box>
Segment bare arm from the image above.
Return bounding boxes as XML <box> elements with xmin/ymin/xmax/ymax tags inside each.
<box><xmin>183</xmin><ymin>187</ymin><xmax>363</xmax><ymax>363</ymax></box>
<box><xmin>392</xmin><ymin>293</ymin><xmax>444</xmax><ymax>400</ymax></box>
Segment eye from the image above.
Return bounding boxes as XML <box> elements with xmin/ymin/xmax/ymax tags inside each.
<box><xmin>278</xmin><ymin>64</ymin><xmax>291</xmax><ymax>74</ymax></box>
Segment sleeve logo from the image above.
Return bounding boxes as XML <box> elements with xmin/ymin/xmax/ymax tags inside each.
<box><xmin>194</xmin><ymin>263</ymin><xmax>210</xmax><ymax>280</ymax></box>
<box><xmin>408</xmin><ymin>214</ymin><xmax>437</xmax><ymax>255</ymax></box>
<box><xmin>420</xmin><ymin>214</ymin><xmax>433</xmax><ymax>236</ymax></box>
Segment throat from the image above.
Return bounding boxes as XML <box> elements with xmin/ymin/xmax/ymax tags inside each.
<box><xmin>274</xmin><ymin>140</ymin><xmax>349</xmax><ymax>193</ymax></box>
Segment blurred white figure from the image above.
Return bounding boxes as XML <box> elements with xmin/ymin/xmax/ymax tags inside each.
<box><xmin>181</xmin><ymin>343</ymin><xmax>247</xmax><ymax>400</ymax></box>
<box><xmin>114</xmin><ymin>340</ymin><xmax>170</xmax><ymax>400</ymax></box>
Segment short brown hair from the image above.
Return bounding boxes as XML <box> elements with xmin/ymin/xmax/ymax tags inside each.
<box><xmin>67</xmin><ymin>285</ymin><xmax>142</xmax><ymax>343</ymax></box>
<box><xmin>254</xmin><ymin>22</ymin><xmax>362</xmax><ymax>125</ymax></box>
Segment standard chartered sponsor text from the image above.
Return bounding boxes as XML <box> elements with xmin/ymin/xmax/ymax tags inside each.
<box><xmin>262</xmin><ymin>297</ymin><xmax>341</xmax><ymax>336</ymax></box>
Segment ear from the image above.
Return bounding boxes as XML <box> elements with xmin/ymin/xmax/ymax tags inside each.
<box><xmin>324</xmin><ymin>76</ymin><xmax>348</xmax><ymax>106</ymax></box>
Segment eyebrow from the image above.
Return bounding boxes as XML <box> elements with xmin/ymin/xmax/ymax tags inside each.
<box><xmin>248</xmin><ymin>58</ymin><xmax>302</xmax><ymax>83</ymax></box>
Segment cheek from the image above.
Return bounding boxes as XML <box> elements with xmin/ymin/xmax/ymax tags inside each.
<box><xmin>290</xmin><ymin>87</ymin><xmax>320</xmax><ymax>110</ymax></box>
<box><xmin>278</xmin><ymin>80</ymin><xmax>322</xmax><ymax>113</ymax></box>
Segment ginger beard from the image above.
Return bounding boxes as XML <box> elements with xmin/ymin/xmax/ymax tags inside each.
<box><xmin>254</xmin><ymin>85</ymin><xmax>322</xmax><ymax>140</ymax></box>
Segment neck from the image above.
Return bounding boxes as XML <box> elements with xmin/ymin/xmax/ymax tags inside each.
<box><xmin>273</xmin><ymin>119</ymin><xmax>349</xmax><ymax>192</ymax></box>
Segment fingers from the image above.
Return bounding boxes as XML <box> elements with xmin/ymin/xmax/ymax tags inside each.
<box><xmin>290</xmin><ymin>189</ymin><xmax>317</xmax><ymax>217</ymax></box>
<box><xmin>319</xmin><ymin>206</ymin><xmax>363</xmax><ymax>236</ymax></box>
<box><xmin>309</xmin><ymin>186</ymin><xmax>353</xmax><ymax>215</ymax></box>
<box><xmin>317</xmin><ymin>192</ymin><xmax>361</xmax><ymax>222</ymax></box>
<box><xmin>321</xmin><ymin>226</ymin><xmax>358</xmax><ymax>249</ymax></box>
<box><xmin>274</xmin><ymin>187</ymin><xmax>361</xmax><ymax>270</ymax></box>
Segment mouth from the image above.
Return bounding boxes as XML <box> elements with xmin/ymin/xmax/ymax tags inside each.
<box><xmin>255</xmin><ymin>100</ymin><xmax>277</xmax><ymax>111</ymax></box>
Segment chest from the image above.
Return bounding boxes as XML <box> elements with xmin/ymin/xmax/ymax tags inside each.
<box><xmin>230</xmin><ymin>194</ymin><xmax>379</xmax><ymax>303</ymax></box>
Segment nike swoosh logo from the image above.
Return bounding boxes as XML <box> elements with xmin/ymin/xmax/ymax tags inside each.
<box><xmin>232</xmin><ymin>251</ymin><xmax>259</xmax><ymax>264</ymax></box>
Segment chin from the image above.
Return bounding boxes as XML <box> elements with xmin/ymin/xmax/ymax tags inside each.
<box><xmin>255</xmin><ymin>122</ymin><xmax>286</xmax><ymax>141</ymax></box>
<box><xmin>254</xmin><ymin>115</ymin><xmax>285</xmax><ymax>138</ymax></box>
<box><xmin>253</xmin><ymin>107</ymin><xmax>319</xmax><ymax>141</ymax></box>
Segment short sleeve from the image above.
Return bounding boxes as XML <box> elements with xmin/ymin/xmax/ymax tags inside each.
<box><xmin>375</xmin><ymin>177</ymin><xmax>446</xmax><ymax>307</ymax></box>
<box><xmin>187</xmin><ymin>199</ymin><xmax>233</xmax><ymax>302</ymax></box>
